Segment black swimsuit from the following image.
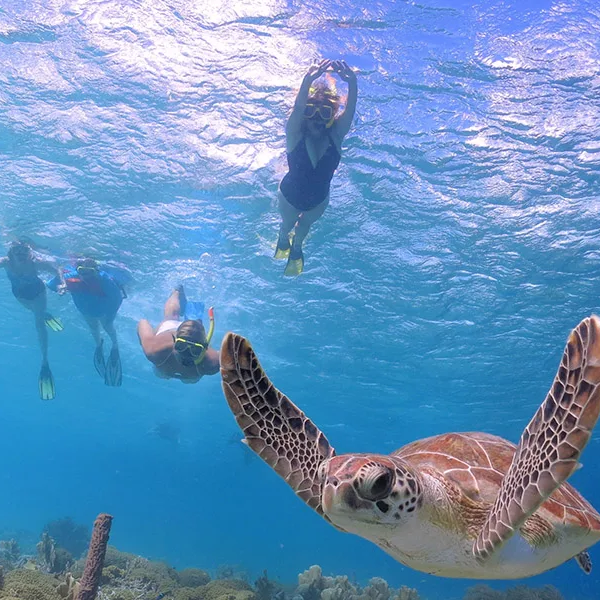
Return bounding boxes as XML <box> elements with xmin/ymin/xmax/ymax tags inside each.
<box><xmin>7</xmin><ymin>269</ymin><xmax>45</xmax><ymax>300</ymax></box>
<box><xmin>280</xmin><ymin>134</ymin><xmax>341</xmax><ymax>211</ymax></box>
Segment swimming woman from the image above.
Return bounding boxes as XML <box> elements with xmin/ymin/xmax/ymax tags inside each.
<box><xmin>137</xmin><ymin>285</ymin><xmax>219</xmax><ymax>383</ymax></box>
<box><xmin>0</xmin><ymin>241</ymin><xmax>66</xmax><ymax>400</ymax></box>
<box><xmin>50</xmin><ymin>258</ymin><xmax>126</xmax><ymax>387</ymax></box>
<box><xmin>275</xmin><ymin>59</ymin><xmax>358</xmax><ymax>276</ymax></box>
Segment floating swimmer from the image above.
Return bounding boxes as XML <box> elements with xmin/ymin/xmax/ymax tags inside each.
<box><xmin>0</xmin><ymin>241</ymin><xmax>66</xmax><ymax>400</ymax></box>
<box><xmin>137</xmin><ymin>285</ymin><xmax>219</xmax><ymax>383</ymax></box>
<box><xmin>48</xmin><ymin>258</ymin><xmax>127</xmax><ymax>387</ymax></box>
<box><xmin>275</xmin><ymin>59</ymin><xmax>358</xmax><ymax>276</ymax></box>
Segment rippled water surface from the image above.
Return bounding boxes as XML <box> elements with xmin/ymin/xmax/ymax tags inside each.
<box><xmin>1</xmin><ymin>0</ymin><xmax>600</xmax><ymax>599</ymax></box>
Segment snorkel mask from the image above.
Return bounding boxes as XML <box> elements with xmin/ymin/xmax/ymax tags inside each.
<box><xmin>173</xmin><ymin>307</ymin><xmax>215</xmax><ymax>366</ymax></box>
<box><xmin>76</xmin><ymin>264</ymin><xmax>99</xmax><ymax>277</ymax></box>
<box><xmin>9</xmin><ymin>243</ymin><xmax>32</xmax><ymax>263</ymax></box>
<box><xmin>307</xmin><ymin>84</ymin><xmax>338</xmax><ymax>129</ymax></box>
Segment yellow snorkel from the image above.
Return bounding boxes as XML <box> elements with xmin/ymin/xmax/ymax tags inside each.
<box><xmin>193</xmin><ymin>306</ymin><xmax>215</xmax><ymax>365</ymax></box>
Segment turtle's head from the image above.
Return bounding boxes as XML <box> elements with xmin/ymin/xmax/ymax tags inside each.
<box><xmin>321</xmin><ymin>454</ymin><xmax>423</xmax><ymax>531</ymax></box>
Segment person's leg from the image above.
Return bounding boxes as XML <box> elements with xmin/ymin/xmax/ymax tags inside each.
<box><xmin>277</xmin><ymin>191</ymin><xmax>301</xmax><ymax>247</ymax></box>
<box><xmin>84</xmin><ymin>316</ymin><xmax>102</xmax><ymax>347</ymax></box>
<box><xmin>84</xmin><ymin>314</ymin><xmax>107</xmax><ymax>379</ymax></box>
<box><xmin>292</xmin><ymin>195</ymin><xmax>330</xmax><ymax>249</ymax></box>
<box><xmin>163</xmin><ymin>286</ymin><xmax>185</xmax><ymax>320</ymax></box>
<box><xmin>101</xmin><ymin>314</ymin><xmax>122</xmax><ymax>386</ymax></box>
<box><xmin>19</xmin><ymin>290</ymin><xmax>56</xmax><ymax>399</ymax></box>
<box><xmin>100</xmin><ymin>316</ymin><xmax>118</xmax><ymax>349</ymax></box>
<box><xmin>21</xmin><ymin>292</ymin><xmax>49</xmax><ymax>364</ymax></box>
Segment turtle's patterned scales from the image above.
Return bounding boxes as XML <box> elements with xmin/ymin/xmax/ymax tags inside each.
<box><xmin>474</xmin><ymin>316</ymin><xmax>600</xmax><ymax>559</ymax></box>
<box><xmin>220</xmin><ymin>332</ymin><xmax>336</xmax><ymax>515</ymax></box>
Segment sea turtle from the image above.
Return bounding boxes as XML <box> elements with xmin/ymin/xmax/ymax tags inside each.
<box><xmin>220</xmin><ymin>315</ymin><xmax>600</xmax><ymax>579</ymax></box>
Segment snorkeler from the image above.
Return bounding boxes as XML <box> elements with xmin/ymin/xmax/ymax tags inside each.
<box><xmin>275</xmin><ymin>58</ymin><xmax>358</xmax><ymax>276</ymax></box>
<box><xmin>49</xmin><ymin>258</ymin><xmax>126</xmax><ymax>386</ymax></box>
<box><xmin>0</xmin><ymin>241</ymin><xmax>66</xmax><ymax>400</ymax></box>
<box><xmin>136</xmin><ymin>285</ymin><xmax>219</xmax><ymax>383</ymax></box>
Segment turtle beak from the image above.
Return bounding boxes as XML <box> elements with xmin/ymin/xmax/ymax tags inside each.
<box><xmin>322</xmin><ymin>483</ymin><xmax>335</xmax><ymax>514</ymax></box>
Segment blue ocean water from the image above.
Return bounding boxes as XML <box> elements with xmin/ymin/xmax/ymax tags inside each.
<box><xmin>0</xmin><ymin>0</ymin><xmax>599</xmax><ymax>598</ymax></box>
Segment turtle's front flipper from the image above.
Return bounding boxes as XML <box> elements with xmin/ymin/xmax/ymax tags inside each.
<box><xmin>220</xmin><ymin>332</ymin><xmax>336</xmax><ymax>515</ymax></box>
<box><xmin>474</xmin><ymin>315</ymin><xmax>600</xmax><ymax>560</ymax></box>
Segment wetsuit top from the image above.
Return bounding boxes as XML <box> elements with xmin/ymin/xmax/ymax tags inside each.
<box><xmin>6</xmin><ymin>266</ymin><xmax>44</xmax><ymax>301</ymax></box>
<box><xmin>280</xmin><ymin>134</ymin><xmax>341</xmax><ymax>211</ymax></box>
<box><xmin>60</xmin><ymin>267</ymin><xmax>124</xmax><ymax>318</ymax></box>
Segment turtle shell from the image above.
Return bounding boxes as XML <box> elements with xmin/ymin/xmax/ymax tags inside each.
<box><xmin>393</xmin><ymin>432</ymin><xmax>600</xmax><ymax>531</ymax></box>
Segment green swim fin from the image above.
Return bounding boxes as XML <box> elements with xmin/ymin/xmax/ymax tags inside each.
<box><xmin>39</xmin><ymin>363</ymin><xmax>55</xmax><ymax>400</ymax></box>
<box><xmin>284</xmin><ymin>246</ymin><xmax>304</xmax><ymax>277</ymax></box>
<box><xmin>44</xmin><ymin>313</ymin><xmax>64</xmax><ymax>332</ymax></box>
<box><xmin>274</xmin><ymin>233</ymin><xmax>293</xmax><ymax>260</ymax></box>
<box><xmin>105</xmin><ymin>346</ymin><xmax>122</xmax><ymax>387</ymax></box>
<box><xmin>94</xmin><ymin>339</ymin><xmax>106</xmax><ymax>379</ymax></box>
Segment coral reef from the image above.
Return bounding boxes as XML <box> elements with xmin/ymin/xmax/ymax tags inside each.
<box><xmin>37</xmin><ymin>533</ymin><xmax>58</xmax><ymax>574</ymax></box>
<box><xmin>216</xmin><ymin>565</ymin><xmax>250</xmax><ymax>582</ymax></box>
<box><xmin>0</xmin><ymin>569</ymin><xmax>61</xmax><ymax>600</ymax></box>
<box><xmin>464</xmin><ymin>584</ymin><xmax>564</xmax><ymax>600</ymax></box>
<box><xmin>202</xmin><ymin>577</ymin><xmax>255</xmax><ymax>600</ymax></box>
<box><xmin>43</xmin><ymin>519</ymin><xmax>90</xmax><ymax>560</ymax></box>
<box><xmin>178</xmin><ymin>568</ymin><xmax>211</xmax><ymax>588</ymax></box>
<box><xmin>294</xmin><ymin>566</ymin><xmax>419</xmax><ymax>600</ymax></box>
<box><xmin>255</xmin><ymin>570</ymin><xmax>282</xmax><ymax>600</ymax></box>
<box><xmin>0</xmin><ymin>540</ymin><xmax>20</xmax><ymax>570</ymax></box>
<box><xmin>56</xmin><ymin>573</ymin><xmax>80</xmax><ymax>600</ymax></box>
<box><xmin>0</xmin><ymin>543</ymin><xmax>572</xmax><ymax>600</ymax></box>
<box><xmin>36</xmin><ymin>532</ymin><xmax>73</xmax><ymax>575</ymax></box>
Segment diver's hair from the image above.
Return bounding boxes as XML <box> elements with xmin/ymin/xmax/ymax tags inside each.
<box><xmin>175</xmin><ymin>319</ymin><xmax>207</xmax><ymax>346</ymax></box>
<box><xmin>309</xmin><ymin>80</ymin><xmax>341</xmax><ymax>111</ymax></box>
<box><xmin>8</xmin><ymin>241</ymin><xmax>32</xmax><ymax>261</ymax></box>
<box><xmin>76</xmin><ymin>257</ymin><xmax>99</xmax><ymax>270</ymax></box>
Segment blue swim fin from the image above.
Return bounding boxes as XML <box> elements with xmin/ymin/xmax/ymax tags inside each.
<box><xmin>184</xmin><ymin>300</ymin><xmax>205</xmax><ymax>321</ymax></box>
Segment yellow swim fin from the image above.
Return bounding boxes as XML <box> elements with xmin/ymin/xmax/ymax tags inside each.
<box><xmin>44</xmin><ymin>313</ymin><xmax>64</xmax><ymax>332</ymax></box>
<box><xmin>39</xmin><ymin>363</ymin><xmax>55</xmax><ymax>400</ymax></box>
<box><xmin>274</xmin><ymin>233</ymin><xmax>293</xmax><ymax>260</ymax></box>
<box><xmin>284</xmin><ymin>247</ymin><xmax>304</xmax><ymax>277</ymax></box>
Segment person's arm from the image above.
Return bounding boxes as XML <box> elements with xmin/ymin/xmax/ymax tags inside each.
<box><xmin>37</xmin><ymin>259</ymin><xmax>66</xmax><ymax>294</ymax></box>
<box><xmin>200</xmin><ymin>348</ymin><xmax>220</xmax><ymax>376</ymax></box>
<box><xmin>331</xmin><ymin>60</ymin><xmax>358</xmax><ymax>142</ymax></box>
<box><xmin>285</xmin><ymin>59</ymin><xmax>332</xmax><ymax>151</ymax></box>
<box><xmin>137</xmin><ymin>320</ymin><xmax>161</xmax><ymax>361</ymax></box>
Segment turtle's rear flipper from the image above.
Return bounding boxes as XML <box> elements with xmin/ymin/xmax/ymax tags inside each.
<box><xmin>474</xmin><ymin>316</ymin><xmax>600</xmax><ymax>560</ymax></box>
<box><xmin>220</xmin><ymin>332</ymin><xmax>336</xmax><ymax>515</ymax></box>
<box><xmin>576</xmin><ymin>550</ymin><xmax>592</xmax><ymax>574</ymax></box>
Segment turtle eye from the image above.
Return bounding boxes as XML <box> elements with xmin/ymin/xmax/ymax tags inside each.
<box><xmin>358</xmin><ymin>466</ymin><xmax>394</xmax><ymax>501</ymax></box>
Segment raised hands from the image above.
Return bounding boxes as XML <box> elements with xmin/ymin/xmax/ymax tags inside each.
<box><xmin>305</xmin><ymin>59</ymin><xmax>333</xmax><ymax>82</ymax></box>
<box><xmin>331</xmin><ymin>60</ymin><xmax>356</xmax><ymax>83</ymax></box>
<box><xmin>305</xmin><ymin>59</ymin><xmax>357</xmax><ymax>84</ymax></box>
